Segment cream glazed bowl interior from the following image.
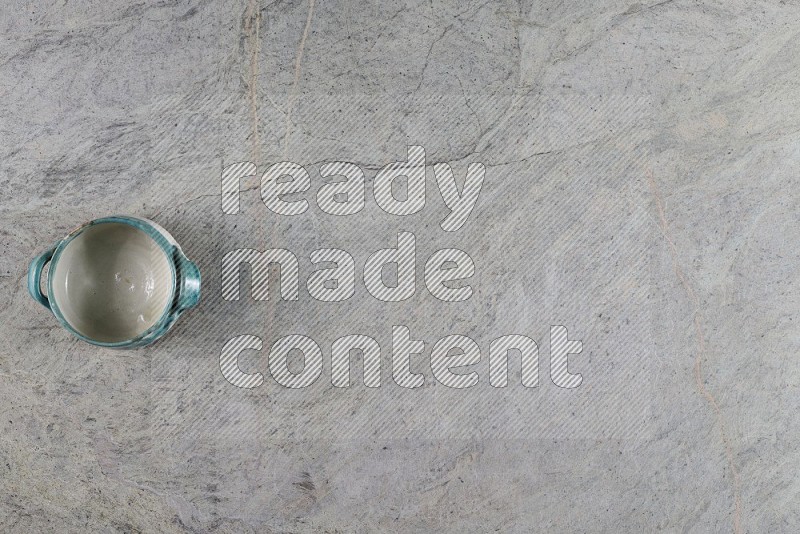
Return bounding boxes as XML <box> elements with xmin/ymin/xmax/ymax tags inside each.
<box><xmin>27</xmin><ymin>216</ymin><xmax>201</xmax><ymax>348</ymax></box>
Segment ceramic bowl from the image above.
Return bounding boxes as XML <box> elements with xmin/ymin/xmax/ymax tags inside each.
<box><xmin>27</xmin><ymin>216</ymin><xmax>200</xmax><ymax>348</ymax></box>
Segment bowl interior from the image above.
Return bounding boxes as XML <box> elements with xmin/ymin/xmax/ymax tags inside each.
<box><xmin>50</xmin><ymin>222</ymin><xmax>174</xmax><ymax>343</ymax></box>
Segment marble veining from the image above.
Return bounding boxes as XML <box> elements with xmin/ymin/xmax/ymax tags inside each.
<box><xmin>1</xmin><ymin>0</ymin><xmax>799</xmax><ymax>531</ymax></box>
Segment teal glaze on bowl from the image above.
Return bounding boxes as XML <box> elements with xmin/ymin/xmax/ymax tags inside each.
<box><xmin>27</xmin><ymin>216</ymin><xmax>201</xmax><ymax>348</ymax></box>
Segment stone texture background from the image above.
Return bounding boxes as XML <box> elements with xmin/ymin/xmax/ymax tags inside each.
<box><xmin>1</xmin><ymin>0</ymin><xmax>799</xmax><ymax>532</ymax></box>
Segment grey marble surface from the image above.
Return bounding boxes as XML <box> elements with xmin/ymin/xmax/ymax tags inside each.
<box><xmin>1</xmin><ymin>0</ymin><xmax>799</xmax><ymax>532</ymax></box>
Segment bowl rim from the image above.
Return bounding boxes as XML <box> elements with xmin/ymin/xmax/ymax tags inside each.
<box><xmin>47</xmin><ymin>216</ymin><xmax>178</xmax><ymax>348</ymax></box>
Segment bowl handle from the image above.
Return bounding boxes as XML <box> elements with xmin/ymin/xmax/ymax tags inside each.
<box><xmin>176</xmin><ymin>251</ymin><xmax>201</xmax><ymax>311</ymax></box>
<box><xmin>28</xmin><ymin>245</ymin><xmax>57</xmax><ymax>310</ymax></box>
